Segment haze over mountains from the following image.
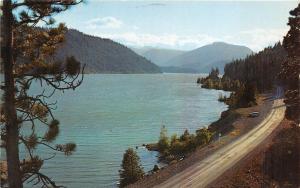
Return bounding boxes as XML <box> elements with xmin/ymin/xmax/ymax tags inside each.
<box><xmin>54</xmin><ymin>29</ymin><xmax>161</xmax><ymax>73</ymax></box>
<box><xmin>132</xmin><ymin>47</ymin><xmax>186</xmax><ymax>67</ymax></box>
<box><xmin>52</xmin><ymin>29</ymin><xmax>253</xmax><ymax>74</ymax></box>
<box><xmin>133</xmin><ymin>42</ymin><xmax>253</xmax><ymax>73</ymax></box>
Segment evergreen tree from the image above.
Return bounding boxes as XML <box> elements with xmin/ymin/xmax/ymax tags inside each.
<box><xmin>179</xmin><ymin>129</ymin><xmax>190</xmax><ymax>142</ymax></box>
<box><xmin>119</xmin><ymin>148</ymin><xmax>144</xmax><ymax>187</ymax></box>
<box><xmin>280</xmin><ymin>3</ymin><xmax>300</xmax><ymax>123</ymax></box>
<box><xmin>208</xmin><ymin>67</ymin><xmax>219</xmax><ymax>80</ymax></box>
<box><xmin>1</xmin><ymin>1</ymin><xmax>83</xmax><ymax>187</ymax></box>
<box><xmin>196</xmin><ymin>128</ymin><xmax>213</xmax><ymax>145</ymax></box>
<box><xmin>242</xmin><ymin>82</ymin><xmax>257</xmax><ymax>105</ymax></box>
<box><xmin>157</xmin><ymin>125</ymin><xmax>170</xmax><ymax>154</ymax></box>
<box><xmin>223</xmin><ymin>43</ymin><xmax>286</xmax><ymax>92</ymax></box>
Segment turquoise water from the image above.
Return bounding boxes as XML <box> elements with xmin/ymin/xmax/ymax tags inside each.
<box><xmin>2</xmin><ymin>74</ymin><xmax>229</xmax><ymax>187</ymax></box>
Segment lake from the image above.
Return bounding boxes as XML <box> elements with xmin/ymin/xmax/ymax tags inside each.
<box><xmin>1</xmin><ymin>73</ymin><xmax>229</xmax><ymax>187</ymax></box>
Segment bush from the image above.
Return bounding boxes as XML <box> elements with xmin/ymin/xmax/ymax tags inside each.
<box><xmin>152</xmin><ymin>165</ymin><xmax>159</xmax><ymax>172</ymax></box>
<box><xmin>196</xmin><ymin>128</ymin><xmax>213</xmax><ymax>145</ymax></box>
<box><xmin>218</xmin><ymin>93</ymin><xmax>227</xmax><ymax>102</ymax></box>
<box><xmin>170</xmin><ymin>139</ymin><xmax>185</xmax><ymax>155</ymax></box>
<box><xmin>156</xmin><ymin>127</ymin><xmax>214</xmax><ymax>161</ymax></box>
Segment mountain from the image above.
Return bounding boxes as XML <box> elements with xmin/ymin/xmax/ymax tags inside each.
<box><xmin>165</xmin><ymin>42</ymin><xmax>253</xmax><ymax>73</ymax></box>
<box><xmin>131</xmin><ymin>46</ymin><xmax>154</xmax><ymax>56</ymax></box>
<box><xmin>132</xmin><ymin>48</ymin><xmax>186</xmax><ymax>67</ymax></box>
<box><xmin>55</xmin><ymin>29</ymin><xmax>161</xmax><ymax>73</ymax></box>
<box><xmin>159</xmin><ymin>66</ymin><xmax>198</xmax><ymax>73</ymax></box>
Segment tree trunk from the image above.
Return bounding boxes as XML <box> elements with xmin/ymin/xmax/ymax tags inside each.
<box><xmin>2</xmin><ymin>0</ymin><xmax>23</xmax><ymax>187</ymax></box>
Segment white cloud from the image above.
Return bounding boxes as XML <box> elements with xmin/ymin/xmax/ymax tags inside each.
<box><xmin>89</xmin><ymin>28</ymin><xmax>288</xmax><ymax>51</ymax></box>
<box><xmin>220</xmin><ymin>28</ymin><xmax>288</xmax><ymax>51</ymax></box>
<box><xmin>132</xmin><ymin>25</ymin><xmax>140</xmax><ymax>30</ymax></box>
<box><xmin>92</xmin><ymin>32</ymin><xmax>219</xmax><ymax>50</ymax></box>
<box><xmin>86</xmin><ymin>17</ymin><xmax>123</xmax><ymax>29</ymax></box>
<box><xmin>136</xmin><ymin>3</ymin><xmax>166</xmax><ymax>8</ymax></box>
<box><xmin>83</xmin><ymin>15</ymin><xmax>288</xmax><ymax>51</ymax></box>
<box><xmin>233</xmin><ymin>28</ymin><xmax>288</xmax><ymax>51</ymax></box>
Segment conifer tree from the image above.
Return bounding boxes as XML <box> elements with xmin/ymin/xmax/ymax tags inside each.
<box><xmin>280</xmin><ymin>3</ymin><xmax>300</xmax><ymax>123</ymax></box>
<box><xmin>157</xmin><ymin>125</ymin><xmax>170</xmax><ymax>154</ymax></box>
<box><xmin>1</xmin><ymin>1</ymin><xmax>83</xmax><ymax>187</ymax></box>
<box><xmin>196</xmin><ymin>128</ymin><xmax>213</xmax><ymax>145</ymax></box>
<box><xmin>119</xmin><ymin>148</ymin><xmax>144</xmax><ymax>187</ymax></box>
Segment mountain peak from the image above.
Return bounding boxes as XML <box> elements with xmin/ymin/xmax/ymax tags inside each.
<box><xmin>165</xmin><ymin>42</ymin><xmax>253</xmax><ymax>73</ymax></box>
<box><xmin>211</xmin><ymin>41</ymin><xmax>229</xmax><ymax>45</ymax></box>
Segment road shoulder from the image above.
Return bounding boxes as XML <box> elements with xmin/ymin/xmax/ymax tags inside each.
<box><xmin>209</xmin><ymin>118</ymin><xmax>299</xmax><ymax>188</ymax></box>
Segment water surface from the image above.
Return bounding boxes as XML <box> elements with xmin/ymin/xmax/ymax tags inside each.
<box><xmin>2</xmin><ymin>74</ymin><xmax>229</xmax><ymax>187</ymax></box>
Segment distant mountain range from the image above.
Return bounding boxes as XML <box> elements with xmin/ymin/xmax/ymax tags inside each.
<box><xmin>8</xmin><ymin>29</ymin><xmax>253</xmax><ymax>74</ymax></box>
<box><xmin>132</xmin><ymin>47</ymin><xmax>186</xmax><ymax>67</ymax></box>
<box><xmin>54</xmin><ymin>29</ymin><xmax>161</xmax><ymax>73</ymax></box>
<box><xmin>132</xmin><ymin>42</ymin><xmax>253</xmax><ymax>73</ymax></box>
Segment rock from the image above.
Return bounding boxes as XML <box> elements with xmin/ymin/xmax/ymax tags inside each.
<box><xmin>145</xmin><ymin>143</ymin><xmax>159</xmax><ymax>151</ymax></box>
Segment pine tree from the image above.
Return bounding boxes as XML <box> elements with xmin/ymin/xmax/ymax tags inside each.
<box><xmin>223</xmin><ymin>43</ymin><xmax>286</xmax><ymax>92</ymax></box>
<box><xmin>1</xmin><ymin>1</ymin><xmax>83</xmax><ymax>187</ymax></box>
<box><xmin>157</xmin><ymin>125</ymin><xmax>170</xmax><ymax>154</ymax></box>
<box><xmin>196</xmin><ymin>128</ymin><xmax>213</xmax><ymax>145</ymax></box>
<box><xmin>243</xmin><ymin>81</ymin><xmax>256</xmax><ymax>105</ymax></box>
<box><xmin>119</xmin><ymin>148</ymin><xmax>144</xmax><ymax>187</ymax></box>
<box><xmin>280</xmin><ymin>3</ymin><xmax>300</xmax><ymax>123</ymax></box>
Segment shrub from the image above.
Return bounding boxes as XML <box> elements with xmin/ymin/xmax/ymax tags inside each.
<box><xmin>196</xmin><ymin>128</ymin><xmax>213</xmax><ymax>145</ymax></box>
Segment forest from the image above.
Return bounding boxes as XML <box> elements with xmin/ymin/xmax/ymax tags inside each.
<box><xmin>200</xmin><ymin>42</ymin><xmax>286</xmax><ymax>92</ymax></box>
<box><xmin>199</xmin><ymin>42</ymin><xmax>287</xmax><ymax>108</ymax></box>
<box><xmin>223</xmin><ymin>42</ymin><xmax>286</xmax><ymax>92</ymax></box>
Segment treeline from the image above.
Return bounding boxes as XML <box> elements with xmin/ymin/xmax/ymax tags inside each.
<box><xmin>198</xmin><ymin>42</ymin><xmax>286</xmax><ymax>108</ymax></box>
<box><xmin>223</xmin><ymin>42</ymin><xmax>286</xmax><ymax>92</ymax></box>
<box><xmin>154</xmin><ymin>126</ymin><xmax>213</xmax><ymax>163</ymax></box>
<box><xmin>197</xmin><ymin>68</ymin><xmax>242</xmax><ymax>91</ymax></box>
<box><xmin>199</xmin><ymin>42</ymin><xmax>286</xmax><ymax>92</ymax></box>
<box><xmin>198</xmin><ymin>68</ymin><xmax>257</xmax><ymax>108</ymax></box>
<box><xmin>118</xmin><ymin>125</ymin><xmax>214</xmax><ymax>187</ymax></box>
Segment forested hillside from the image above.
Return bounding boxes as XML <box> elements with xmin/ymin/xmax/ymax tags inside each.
<box><xmin>223</xmin><ymin>42</ymin><xmax>286</xmax><ymax>92</ymax></box>
<box><xmin>199</xmin><ymin>42</ymin><xmax>286</xmax><ymax>108</ymax></box>
<box><xmin>55</xmin><ymin>29</ymin><xmax>161</xmax><ymax>73</ymax></box>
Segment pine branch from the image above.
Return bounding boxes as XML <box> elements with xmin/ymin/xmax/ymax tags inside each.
<box><xmin>12</xmin><ymin>0</ymin><xmax>83</xmax><ymax>9</ymax></box>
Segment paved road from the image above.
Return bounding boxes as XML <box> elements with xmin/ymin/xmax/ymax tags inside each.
<box><xmin>155</xmin><ymin>98</ymin><xmax>285</xmax><ymax>188</ymax></box>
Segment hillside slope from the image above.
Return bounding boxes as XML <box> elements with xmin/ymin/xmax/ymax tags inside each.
<box><xmin>55</xmin><ymin>30</ymin><xmax>161</xmax><ymax>73</ymax></box>
<box><xmin>166</xmin><ymin>42</ymin><xmax>253</xmax><ymax>73</ymax></box>
<box><xmin>134</xmin><ymin>48</ymin><xmax>186</xmax><ymax>67</ymax></box>
<box><xmin>223</xmin><ymin>42</ymin><xmax>286</xmax><ymax>92</ymax></box>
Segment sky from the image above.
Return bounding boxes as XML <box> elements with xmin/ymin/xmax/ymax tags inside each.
<box><xmin>53</xmin><ymin>0</ymin><xmax>299</xmax><ymax>52</ymax></box>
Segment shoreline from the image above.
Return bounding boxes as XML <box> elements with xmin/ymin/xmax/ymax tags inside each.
<box><xmin>129</xmin><ymin>92</ymin><xmax>274</xmax><ymax>188</ymax></box>
<box><xmin>142</xmin><ymin>88</ymin><xmax>233</xmax><ymax>165</ymax></box>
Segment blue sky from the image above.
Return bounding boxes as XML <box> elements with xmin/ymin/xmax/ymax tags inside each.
<box><xmin>54</xmin><ymin>0</ymin><xmax>299</xmax><ymax>52</ymax></box>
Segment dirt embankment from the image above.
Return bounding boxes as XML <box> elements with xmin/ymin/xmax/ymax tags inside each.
<box><xmin>210</xmin><ymin>119</ymin><xmax>300</xmax><ymax>188</ymax></box>
<box><xmin>128</xmin><ymin>94</ymin><xmax>274</xmax><ymax>188</ymax></box>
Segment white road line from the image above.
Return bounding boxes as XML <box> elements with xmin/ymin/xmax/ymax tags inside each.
<box><xmin>155</xmin><ymin>99</ymin><xmax>285</xmax><ymax>188</ymax></box>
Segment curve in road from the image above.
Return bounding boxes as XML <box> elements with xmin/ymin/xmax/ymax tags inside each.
<box><xmin>155</xmin><ymin>98</ymin><xmax>285</xmax><ymax>188</ymax></box>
